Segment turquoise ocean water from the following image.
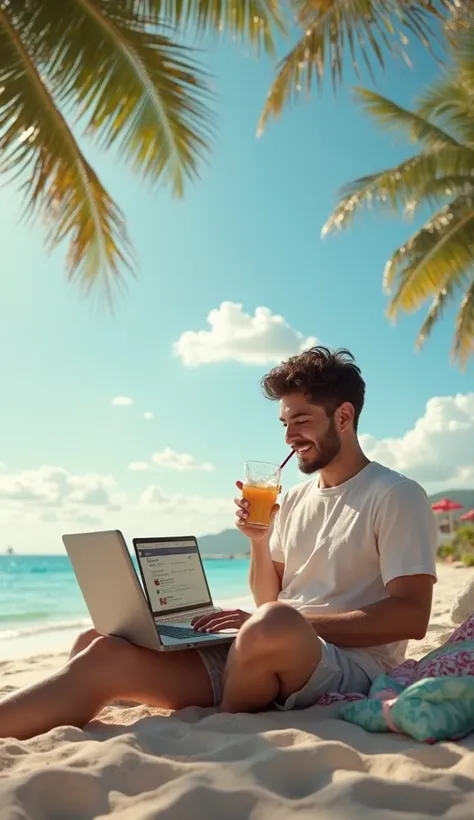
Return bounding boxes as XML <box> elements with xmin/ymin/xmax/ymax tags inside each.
<box><xmin>0</xmin><ymin>554</ymin><xmax>251</xmax><ymax>659</ymax></box>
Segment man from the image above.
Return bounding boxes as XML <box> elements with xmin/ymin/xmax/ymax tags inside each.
<box><xmin>190</xmin><ymin>346</ymin><xmax>437</xmax><ymax>712</ymax></box>
<box><xmin>0</xmin><ymin>347</ymin><xmax>437</xmax><ymax>739</ymax></box>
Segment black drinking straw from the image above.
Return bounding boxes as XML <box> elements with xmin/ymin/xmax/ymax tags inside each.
<box><xmin>279</xmin><ymin>450</ymin><xmax>295</xmax><ymax>471</ymax></box>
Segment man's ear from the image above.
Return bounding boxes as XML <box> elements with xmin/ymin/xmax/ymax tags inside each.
<box><xmin>338</xmin><ymin>402</ymin><xmax>355</xmax><ymax>433</ymax></box>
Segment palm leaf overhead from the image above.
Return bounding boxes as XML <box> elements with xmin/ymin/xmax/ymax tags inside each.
<box><xmin>416</xmin><ymin>78</ymin><xmax>474</xmax><ymax>147</ymax></box>
<box><xmin>416</xmin><ymin>20</ymin><xmax>474</xmax><ymax>146</ymax></box>
<box><xmin>383</xmin><ymin>197</ymin><xmax>474</xmax><ymax>309</ymax></box>
<box><xmin>417</xmin><ymin>275</ymin><xmax>464</xmax><ymax>350</ymax></box>
<box><xmin>322</xmin><ymin>146</ymin><xmax>474</xmax><ymax>234</ymax></box>
<box><xmin>17</xmin><ymin>0</ymin><xmax>215</xmax><ymax>197</ymax></box>
<box><xmin>258</xmin><ymin>0</ymin><xmax>460</xmax><ymax>135</ymax></box>
<box><xmin>0</xmin><ymin>6</ymin><xmax>133</xmax><ymax>299</ymax></box>
<box><xmin>455</xmin><ymin>280</ymin><xmax>474</xmax><ymax>362</ymax></box>
<box><xmin>125</xmin><ymin>0</ymin><xmax>285</xmax><ymax>53</ymax></box>
<box><xmin>0</xmin><ymin>0</ymin><xmax>283</xmax><ymax>298</ymax></box>
<box><xmin>322</xmin><ymin>39</ymin><xmax>474</xmax><ymax>366</ymax></box>
<box><xmin>350</xmin><ymin>87</ymin><xmax>462</xmax><ymax>150</ymax></box>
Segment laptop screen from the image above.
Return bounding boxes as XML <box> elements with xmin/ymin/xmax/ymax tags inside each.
<box><xmin>134</xmin><ymin>537</ymin><xmax>212</xmax><ymax>617</ymax></box>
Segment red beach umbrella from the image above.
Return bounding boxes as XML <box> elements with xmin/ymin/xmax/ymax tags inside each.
<box><xmin>432</xmin><ymin>498</ymin><xmax>464</xmax><ymax>535</ymax></box>
<box><xmin>431</xmin><ymin>498</ymin><xmax>464</xmax><ymax>513</ymax></box>
<box><xmin>460</xmin><ymin>509</ymin><xmax>474</xmax><ymax>522</ymax></box>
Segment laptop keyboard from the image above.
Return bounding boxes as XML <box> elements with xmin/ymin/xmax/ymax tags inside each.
<box><xmin>158</xmin><ymin>624</ymin><xmax>218</xmax><ymax>640</ymax></box>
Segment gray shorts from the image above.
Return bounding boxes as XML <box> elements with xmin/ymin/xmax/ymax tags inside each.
<box><xmin>197</xmin><ymin>639</ymin><xmax>373</xmax><ymax>709</ymax></box>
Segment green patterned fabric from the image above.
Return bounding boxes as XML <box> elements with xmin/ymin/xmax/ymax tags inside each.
<box><xmin>340</xmin><ymin>675</ymin><xmax>474</xmax><ymax>743</ymax></box>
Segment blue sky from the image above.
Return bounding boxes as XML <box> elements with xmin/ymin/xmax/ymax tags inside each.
<box><xmin>1</xmin><ymin>27</ymin><xmax>473</xmax><ymax>552</ymax></box>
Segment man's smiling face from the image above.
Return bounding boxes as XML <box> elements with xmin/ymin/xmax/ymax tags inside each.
<box><xmin>279</xmin><ymin>392</ymin><xmax>342</xmax><ymax>475</ymax></box>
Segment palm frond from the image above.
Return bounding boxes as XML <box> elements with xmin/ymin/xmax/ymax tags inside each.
<box><xmin>416</xmin><ymin>278</ymin><xmax>462</xmax><ymax>350</ymax></box>
<box><xmin>454</xmin><ymin>279</ymin><xmax>474</xmax><ymax>366</ymax></box>
<box><xmin>416</xmin><ymin>77</ymin><xmax>474</xmax><ymax>147</ymax></box>
<box><xmin>0</xmin><ymin>6</ymin><xmax>132</xmax><ymax>299</ymax></box>
<box><xmin>323</xmin><ymin>155</ymin><xmax>436</xmax><ymax>235</ymax></box>
<box><xmin>443</xmin><ymin>0</ymin><xmax>473</xmax><ymax>34</ymax></box>
<box><xmin>406</xmin><ymin>174</ymin><xmax>474</xmax><ymax>215</ymax></box>
<box><xmin>258</xmin><ymin>0</ymin><xmax>450</xmax><ymax>134</ymax></box>
<box><xmin>451</xmin><ymin>17</ymin><xmax>474</xmax><ymax>94</ymax></box>
<box><xmin>322</xmin><ymin>147</ymin><xmax>474</xmax><ymax>235</ymax></box>
<box><xmin>129</xmin><ymin>0</ymin><xmax>285</xmax><ymax>53</ymax></box>
<box><xmin>385</xmin><ymin>197</ymin><xmax>474</xmax><ymax>312</ymax></box>
<box><xmin>15</xmin><ymin>0</ymin><xmax>215</xmax><ymax>197</ymax></box>
<box><xmin>317</xmin><ymin>3</ymin><xmax>474</xmax><ymax>365</ymax></box>
<box><xmin>353</xmin><ymin>87</ymin><xmax>462</xmax><ymax>150</ymax></box>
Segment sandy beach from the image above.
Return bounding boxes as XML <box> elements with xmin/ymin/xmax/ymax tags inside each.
<box><xmin>1</xmin><ymin>563</ymin><xmax>473</xmax><ymax>819</ymax></box>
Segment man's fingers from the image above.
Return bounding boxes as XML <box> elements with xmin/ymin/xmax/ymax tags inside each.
<box><xmin>235</xmin><ymin>480</ymin><xmax>243</xmax><ymax>490</ymax></box>
<box><xmin>203</xmin><ymin>618</ymin><xmax>240</xmax><ymax>633</ymax></box>
<box><xmin>234</xmin><ymin>496</ymin><xmax>249</xmax><ymax>511</ymax></box>
<box><xmin>191</xmin><ymin>614</ymin><xmax>215</xmax><ymax>628</ymax></box>
<box><xmin>192</xmin><ymin>610</ymin><xmax>236</xmax><ymax>630</ymax></box>
<box><xmin>195</xmin><ymin>616</ymin><xmax>235</xmax><ymax>632</ymax></box>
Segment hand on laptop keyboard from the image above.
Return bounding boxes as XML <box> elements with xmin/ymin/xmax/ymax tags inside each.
<box><xmin>191</xmin><ymin>609</ymin><xmax>250</xmax><ymax>633</ymax></box>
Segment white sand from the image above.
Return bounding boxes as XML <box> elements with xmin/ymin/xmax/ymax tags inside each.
<box><xmin>1</xmin><ymin>564</ymin><xmax>473</xmax><ymax>819</ymax></box>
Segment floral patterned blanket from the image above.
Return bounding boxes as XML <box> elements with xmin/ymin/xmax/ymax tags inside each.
<box><xmin>316</xmin><ymin>614</ymin><xmax>474</xmax><ymax>743</ymax></box>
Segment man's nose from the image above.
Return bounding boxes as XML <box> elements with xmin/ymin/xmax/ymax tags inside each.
<box><xmin>285</xmin><ymin>426</ymin><xmax>297</xmax><ymax>446</ymax></box>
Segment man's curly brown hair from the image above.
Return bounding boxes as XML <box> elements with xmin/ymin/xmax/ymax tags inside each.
<box><xmin>261</xmin><ymin>346</ymin><xmax>366</xmax><ymax>431</ymax></box>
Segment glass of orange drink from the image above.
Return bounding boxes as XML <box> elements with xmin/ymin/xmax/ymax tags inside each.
<box><xmin>242</xmin><ymin>461</ymin><xmax>281</xmax><ymax>527</ymax></box>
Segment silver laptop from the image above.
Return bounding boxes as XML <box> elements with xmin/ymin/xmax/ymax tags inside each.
<box><xmin>63</xmin><ymin>530</ymin><xmax>236</xmax><ymax>651</ymax></box>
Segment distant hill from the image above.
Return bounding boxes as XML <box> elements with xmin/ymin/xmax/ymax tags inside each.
<box><xmin>199</xmin><ymin>528</ymin><xmax>249</xmax><ymax>557</ymax></box>
<box><xmin>428</xmin><ymin>489</ymin><xmax>474</xmax><ymax>518</ymax></box>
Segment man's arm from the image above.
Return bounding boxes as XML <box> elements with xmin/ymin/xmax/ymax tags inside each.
<box><xmin>307</xmin><ymin>478</ymin><xmax>438</xmax><ymax>648</ymax></box>
<box><xmin>249</xmin><ymin>536</ymin><xmax>283</xmax><ymax>606</ymax></box>
<box><xmin>305</xmin><ymin>574</ymin><xmax>434</xmax><ymax>647</ymax></box>
<box><xmin>247</xmin><ymin>491</ymin><xmax>286</xmax><ymax>606</ymax></box>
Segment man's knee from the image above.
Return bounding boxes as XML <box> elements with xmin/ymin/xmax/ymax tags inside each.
<box><xmin>236</xmin><ymin>602</ymin><xmax>310</xmax><ymax>660</ymax></box>
<box><xmin>70</xmin><ymin>627</ymin><xmax>100</xmax><ymax>657</ymax></box>
<box><xmin>70</xmin><ymin>633</ymin><xmax>131</xmax><ymax>676</ymax></box>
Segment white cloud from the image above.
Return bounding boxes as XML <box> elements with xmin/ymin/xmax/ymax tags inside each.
<box><xmin>111</xmin><ymin>396</ymin><xmax>133</xmax><ymax>407</ymax></box>
<box><xmin>136</xmin><ymin>485</ymin><xmax>233</xmax><ymax>534</ymax></box>
<box><xmin>7</xmin><ymin>390</ymin><xmax>474</xmax><ymax>554</ymax></box>
<box><xmin>0</xmin><ymin>465</ymin><xmax>233</xmax><ymax>553</ymax></box>
<box><xmin>152</xmin><ymin>448</ymin><xmax>214</xmax><ymax>472</ymax></box>
<box><xmin>360</xmin><ymin>392</ymin><xmax>474</xmax><ymax>489</ymax></box>
<box><xmin>173</xmin><ymin>301</ymin><xmax>317</xmax><ymax>366</ymax></box>
<box><xmin>0</xmin><ymin>466</ymin><xmax>68</xmax><ymax>505</ymax></box>
<box><xmin>38</xmin><ymin>509</ymin><xmax>103</xmax><ymax>526</ymax></box>
<box><xmin>129</xmin><ymin>461</ymin><xmax>150</xmax><ymax>472</ymax></box>
<box><xmin>138</xmin><ymin>485</ymin><xmax>230</xmax><ymax>514</ymax></box>
<box><xmin>67</xmin><ymin>475</ymin><xmax>121</xmax><ymax>508</ymax></box>
<box><xmin>144</xmin><ymin>411</ymin><xmax>153</xmax><ymax>421</ymax></box>
<box><xmin>0</xmin><ymin>466</ymin><xmax>124</xmax><ymax>514</ymax></box>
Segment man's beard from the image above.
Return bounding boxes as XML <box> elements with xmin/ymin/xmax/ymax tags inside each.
<box><xmin>297</xmin><ymin>416</ymin><xmax>342</xmax><ymax>475</ymax></box>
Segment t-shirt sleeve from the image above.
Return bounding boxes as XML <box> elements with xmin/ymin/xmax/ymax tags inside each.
<box><xmin>269</xmin><ymin>509</ymin><xmax>285</xmax><ymax>564</ymax></box>
<box><xmin>375</xmin><ymin>479</ymin><xmax>438</xmax><ymax>586</ymax></box>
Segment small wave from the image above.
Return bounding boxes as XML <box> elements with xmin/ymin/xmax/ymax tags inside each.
<box><xmin>0</xmin><ymin>617</ymin><xmax>91</xmax><ymax>641</ymax></box>
<box><xmin>0</xmin><ymin>611</ymin><xmax>52</xmax><ymax>623</ymax></box>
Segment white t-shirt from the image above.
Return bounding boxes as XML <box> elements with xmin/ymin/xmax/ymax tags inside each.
<box><xmin>270</xmin><ymin>461</ymin><xmax>438</xmax><ymax>677</ymax></box>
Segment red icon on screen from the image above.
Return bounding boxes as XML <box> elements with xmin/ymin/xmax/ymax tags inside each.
<box><xmin>159</xmin><ymin>597</ymin><xmax>168</xmax><ymax>606</ymax></box>
<box><xmin>154</xmin><ymin>579</ymin><xmax>160</xmax><ymax>586</ymax></box>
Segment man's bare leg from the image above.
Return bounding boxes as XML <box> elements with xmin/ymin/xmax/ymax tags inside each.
<box><xmin>69</xmin><ymin>627</ymin><xmax>100</xmax><ymax>659</ymax></box>
<box><xmin>0</xmin><ymin>632</ymin><xmax>214</xmax><ymax>740</ymax></box>
<box><xmin>221</xmin><ymin>602</ymin><xmax>322</xmax><ymax>712</ymax></box>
